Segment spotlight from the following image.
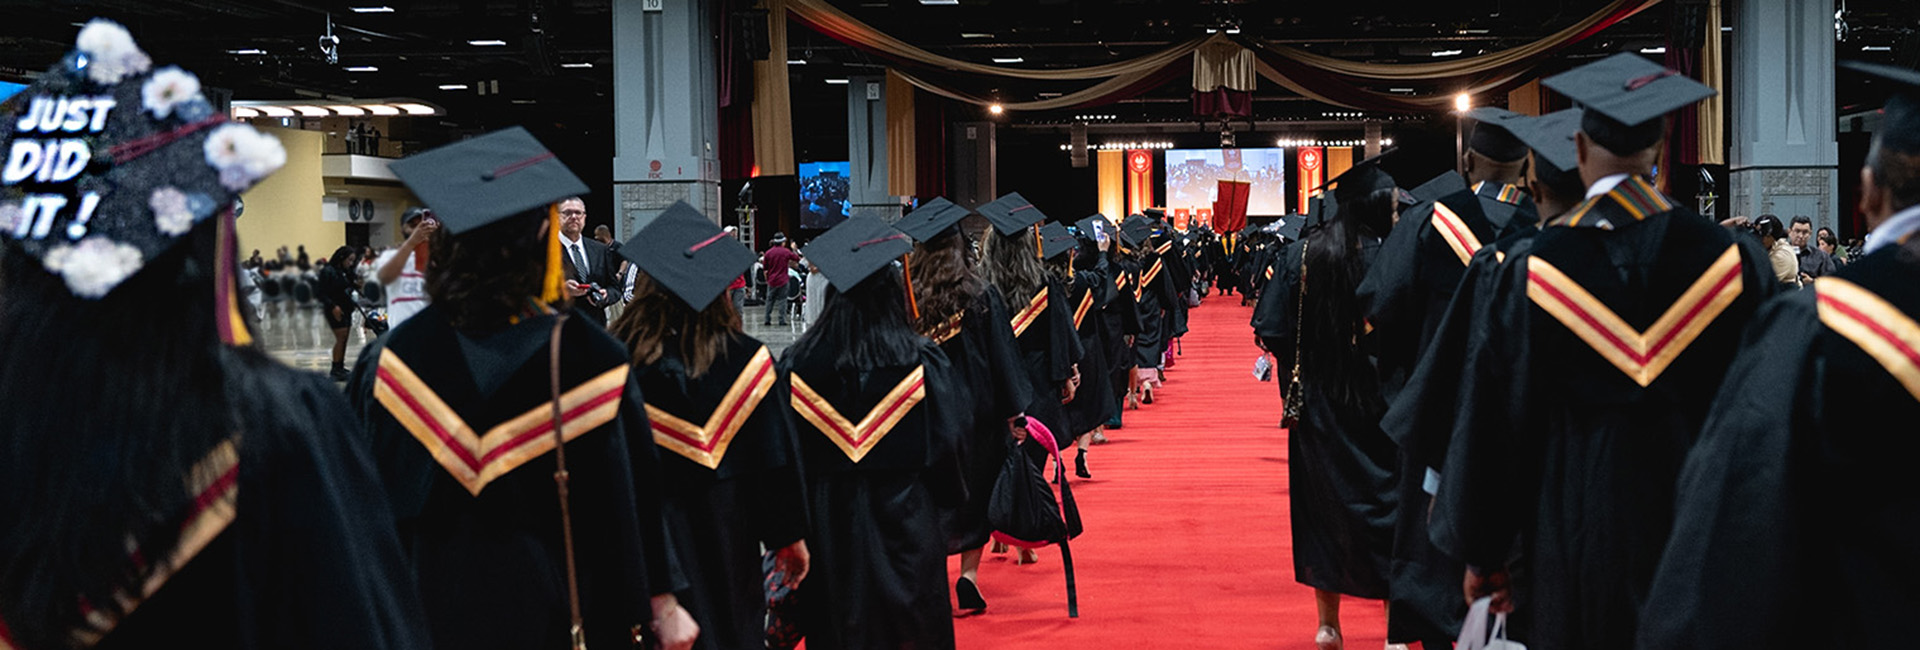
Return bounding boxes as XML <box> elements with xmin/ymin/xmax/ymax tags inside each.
<box><xmin>988</xmin><ymin>103</ymin><xmax>1005</xmax><ymax>115</ymax></box>
<box><xmin>1454</xmin><ymin>93</ymin><xmax>1472</xmax><ymax>113</ymax></box>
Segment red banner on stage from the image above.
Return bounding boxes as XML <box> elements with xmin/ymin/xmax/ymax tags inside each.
<box><xmin>1213</xmin><ymin>179</ymin><xmax>1250</xmax><ymax>233</ymax></box>
<box><xmin>1297</xmin><ymin>147</ymin><xmax>1323</xmax><ymax>215</ymax></box>
<box><xmin>1126</xmin><ymin>149</ymin><xmax>1153</xmax><ymax>216</ymax></box>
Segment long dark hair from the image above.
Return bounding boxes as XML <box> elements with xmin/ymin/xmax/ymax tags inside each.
<box><xmin>0</xmin><ymin>226</ymin><xmax>240</xmax><ymax>647</ymax></box>
<box><xmin>609</xmin><ymin>270</ymin><xmax>741</xmax><ymax>378</ymax></box>
<box><xmin>327</xmin><ymin>245</ymin><xmax>358</xmax><ymax>270</ymax></box>
<box><xmin>784</xmin><ymin>265</ymin><xmax>924</xmax><ymax>373</ymax></box>
<box><xmin>982</xmin><ymin>227</ymin><xmax>1047</xmax><ymax>307</ymax></box>
<box><xmin>426</xmin><ymin>208</ymin><xmax>548</xmax><ymax>331</ymax></box>
<box><xmin>1301</xmin><ymin>186</ymin><xmax>1396</xmax><ymax>411</ymax></box>
<box><xmin>906</xmin><ymin>226</ymin><xmax>982</xmax><ymax>333</ymax></box>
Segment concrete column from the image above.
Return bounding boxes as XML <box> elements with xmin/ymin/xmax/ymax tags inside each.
<box><xmin>1727</xmin><ymin>0</ymin><xmax>1838</xmax><ymax>226</ymax></box>
<box><xmin>846</xmin><ymin>75</ymin><xmax>903</xmax><ymax>222</ymax></box>
<box><xmin>949</xmin><ymin>121</ymin><xmax>997</xmax><ymax>209</ymax></box>
<box><xmin>611</xmin><ymin>0</ymin><xmax>722</xmax><ymax>239</ymax></box>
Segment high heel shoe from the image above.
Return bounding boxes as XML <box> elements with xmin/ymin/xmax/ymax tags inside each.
<box><xmin>989</xmin><ymin>540</ymin><xmax>1009</xmax><ymax>554</ymax></box>
<box><xmin>1013</xmin><ymin>548</ymin><xmax>1040</xmax><ymax>565</ymax></box>
<box><xmin>1315</xmin><ymin>625</ymin><xmax>1342</xmax><ymax>650</ymax></box>
<box><xmin>1140</xmin><ymin>385</ymin><xmax>1154</xmax><ymax>405</ymax></box>
<box><xmin>1075</xmin><ymin>449</ymin><xmax>1091</xmax><ymax>478</ymax></box>
<box><xmin>954</xmin><ymin>577</ymin><xmax>986</xmax><ymax>616</ymax></box>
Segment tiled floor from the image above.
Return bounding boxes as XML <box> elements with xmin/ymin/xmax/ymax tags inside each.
<box><xmin>257</xmin><ymin>299</ymin><xmax>811</xmax><ymax>378</ymax></box>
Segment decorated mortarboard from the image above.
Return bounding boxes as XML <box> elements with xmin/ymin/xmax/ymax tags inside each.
<box><xmin>1120</xmin><ymin>213</ymin><xmax>1155</xmax><ymax>246</ymax></box>
<box><xmin>1408</xmin><ymin>171</ymin><xmax>1469</xmax><ymax>205</ymax></box>
<box><xmin>1074</xmin><ymin>214</ymin><xmax>1114</xmax><ymax>242</ymax></box>
<box><xmin>0</xmin><ymin>19</ymin><xmax>284</xmax><ymax>303</ymax></box>
<box><xmin>976</xmin><ymin>192</ymin><xmax>1047</xmax><ymax>236</ymax></box>
<box><xmin>801</xmin><ymin>214</ymin><xmax>913</xmax><ymax>291</ymax></box>
<box><xmin>1840</xmin><ymin>61</ymin><xmax>1920</xmax><ymax>155</ymax></box>
<box><xmin>1038</xmin><ymin>222</ymin><xmax>1076</xmax><ymax>260</ymax></box>
<box><xmin>388</xmin><ymin>126</ymin><xmax>588</xmax><ymax>235</ymax></box>
<box><xmin>1505</xmin><ymin>108</ymin><xmax>1584</xmax><ymax>174</ymax></box>
<box><xmin>1543</xmin><ymin>52</ymin><xmax>1714</xmax><ymax>130</ymax></box>
<box><xmin>896</xmin><ymin>196</ymin><xmax>971</xmax><ymax>242</ymax></box>
<box><xmin>622</xmin><ymin>200</ymin><xmax>755</xmax><ymax>309</ymax></box>
<box><xmin>1273</xmin><ymin>214</ymin><xmax>1305</xmax><ymax>241</ymax></box>
<box><xmin>1464</xmin><ymin>107</ymin><xmax>1530</xmax><ymax>163</ymax></box>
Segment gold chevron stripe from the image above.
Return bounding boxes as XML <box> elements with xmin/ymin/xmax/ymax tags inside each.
<box><xmin>1431</xmin><ymin>202</ymin><xmax>1484</xmax><ymax>266</ymax></box>
<box><xmin>1073</xmin><ymin>288</ymin><xmax>1096</xmax><ymax>329</ymax></box>
<box><xmin>921</xmin><ymin>310</ymin><xmax>965</xmax><ymax>345</ymax></box>
<box><xmin>374</xmin><ymin>350</ymin><xmax>626</xmax><ymax>495</ymax></box>
<box><xmin>648</xmin><ymin>346</ymin><xmax>777</xmax><ymax>469</ymax></box>
<box><xmin>1816</xmin><ymin>278</ymin><xmax>1920</xmax><ymax>402</ymax></box>
<box><xmin>790</xmin><ymin>366</ymin><xmax>926</xmax><ymax>463</ymax></box>
<box><xmin>1009</xmin><ymin>285</ymin><xmax>1050</xmax><ymax>337</ymax></box>
<box><xmin>1526</xmin><ymin>245</ymin><xmax>1744</xmax><ymax>387</ymax></box>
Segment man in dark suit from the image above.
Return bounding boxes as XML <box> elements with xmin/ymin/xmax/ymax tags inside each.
<box><xmin>556</xmin><ymin>196</ymin><xmax>620</xmax><ymax>326</ymax></box>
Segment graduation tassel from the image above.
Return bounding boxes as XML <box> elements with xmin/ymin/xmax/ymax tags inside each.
<box><xmin>1033</xmin><ymin>224</ymin><xmax>1042</xmax><ymax>259</ymax></box>
<box><xmin>213</xmin><ymin>207</ymin><xmax>252</xmax><ymax>347</ymax></box>
<box><xmin>539</xmin><ymin>203</ymin><xmax>566</xmax><ymax>305</ymax></box>
<box><xmin>902</xmin><ymin>253</ymin><xmax>921</xmax><ymax>321</ymax></box>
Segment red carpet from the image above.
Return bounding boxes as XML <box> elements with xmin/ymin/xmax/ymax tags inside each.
<box><xmin>950</xmin><ymin>298</ymin><xmax>1392</xmax><ymax>648</ymax></box>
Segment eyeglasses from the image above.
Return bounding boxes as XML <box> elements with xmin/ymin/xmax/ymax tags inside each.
<box><xmin>560</xmin><ymin>209</ymin><xmax>587</xmax><ymax>216</ymax></box>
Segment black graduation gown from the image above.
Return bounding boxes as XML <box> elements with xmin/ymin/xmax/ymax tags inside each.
<box><xmin>1158</xmin><ymin>235</ymin><xmax>1193</xmax><ymax>339</ymax></box>
<box><xmin>783</xmin><ymin>343</ymin><xmax>967</xmax><ymax>650</ymax></box>
<box><xmin>930</xmin><ymin>286</ymin><xmax>1033</xmax><ymax>553</ymax></box>
<box><xmin>1637</xmin><ymin>244</ymin><xmax>1920</xmax><ymax>650</ymax></box>
<box><xmin>70</xmin><ymin>353</ymin><xmax>430</xmax><ymax>650</ymax></box>
<box><xmin>1251</xmin><ymin>239</ymin><xmax>1399</xmax><ymax>599</ymax></box>
<box><xmin>1355</xmin><ymin>181</ymin><xmax>1538</xmax><ymax>643</ymax></box>
<box><xmin>348</xmin><ymin>306</ymin><xmax>678</xmax><ymax>650</ymax></box>
<box><xmin>634</xmin><ymin>334</ymin><xmax>808</xmax><ymax>650</ymax></box>
<box><xmin>1062</xmin><ymin>259</ymin><xmax>1119</xmax><ymax>436</ymax></box>
<box><xmin>1008</xmin><ymin>276</ymin><xmax>1086</xmax><ymax>448</ymax></box>
<box><xmin>1428</xmin><ymin>177</ymin><xmax>1776</xmax><ymax>650</ymax></box>
<box><xmin>1103</xmin><ymin>261</ymin><xmax>1143</xmax><ymax>401</ymax></box>
<box><xmin>1133</xmin><ymin>248</ymin><xmax>1177</xmax><ymax>367</ymax></box>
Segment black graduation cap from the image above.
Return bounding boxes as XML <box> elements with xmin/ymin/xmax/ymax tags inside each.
<box><xmin>622</xmin><ymin>200</ymin><xmax>755</xmax><ymax>309</ymax></box>
<box><xmin>1073</xmin><ymin>214</ymin><xmax>1114</xmax><ymax>243</ymax></box>
<box><xmin>1544</xmin><ymin>53</ymin><xmax>1715</xmax><ymax>129</ymax></box>
<box><xmin>801</xmin><ymin>214</ymin><xmax>912</xmax><ymax>291</ymax></box>
<box><xmin>1840</xmin><ymin>61</ymin><xmax>1920</xmax><ymax>155</ymax></box>
<box><xmin>1505</xmin><ymin>108</ymin><xmax>1584</xmax><ymax>174</ymax></box>
<box><xmin>1326</xmin><ymin>150</ymin><xmax>1400</xmax><ymax>204</ymax></box>
<box><xmin>1272</xmin><ymin>215</ymin><xmax>1305</xmax><ymax>241</ymax></box>
<box><xmin>1408</xmin><ymin>171</ymin><xmax>1469</xmax><ymax>204</ymax></box>
<box><xmin>1464</xmin><ymin>107</ymin><xmax>1530</xmax><ymax>163</ymax></box>
<box><xmin>0</xmin><ymin>19</ymin><xmax>282</xmax><ymax>299</ymax></box>
<box><xmin>976</xmin><ymin>192</ymin><xmax>1047</xmax><ymax>235</ymax></box>
<box><xmin>1038</xmin><ymin>222</ymin><xmax>1076</xmax><ymax>260</ymax></box>
<box><xmin>389</xmin><ymin>126</ymin><xmax>589</xmax><ymax>235</ymax></box>
<box><xmin>896</xmin><ymin>196</ymin><xmax>971</xmax><ymax>242</ymax></box>
<box><xmin>1142</xmin><ymin>207</ymin><xmax>1167</xmax><ymax>221</ymax></box>
<box><xmin>1120</xmin><ymin>213</ymin><xmax>1155</xmax><ymax>246</ymax></box>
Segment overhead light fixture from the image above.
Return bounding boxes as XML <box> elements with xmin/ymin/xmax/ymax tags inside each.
<box><xmin>1431</xmin><ymin>49</ymin><xmax>1464</xmax><ymax>57</ymax></box>
<box><xmin>350</xmin><ymin>6</ymin><xmax>395</xmax><ymax>13</ymax></box>
<box><xmin>1206</xmin><ymin>28</ymin><xmax>1219</xmax><ymax>34</ymax></box>
<box><xmin>787</xmin><ymin>59</ymin><xmax>807</xmax><ymax>65</ymax></box>
<box><xmin>987</xmin><ymin>103</ymin><xmax>1005</xmax><ymax>115</ymax></box>
<box><xmin>825</xmin><ymin>78</ymin><xmax>849</xmax><ymax>84</ymax></box>
<box><xmin>228</xmin><ymin>48</ymin><xmax>266</xmax><ymax>55</ymax></box>
<box><xmin>1454</xmin><ymin>93</ymin><xmax>1472</xmax><ymax>113</ymax></box>
<box><xmin>1640</xmin><ymin>46</ymin><xmax>1667</xmax><ymax>54</ymax></box>
<box><xmin>961</xmin><ymin>32</ymin><xmax>994</xmax><ymax>39</ymax></box>
<box><xmin>560</xmin><ymin>62</ymin><xmax>593</xmax><ymax>68</ymax></box>
<box><xmin>438</xmin><ymin>84</ymin><xmax>469</xmax><ymax>90</ymax></box>
<box><xmin>1863</xmin><ymin>45</ymin><xmax>1894</xmax><ymax>52</ymax></box>
<box><xmin>1389</xmin><ymin>87</ymin><xmax>1415</xmax><ymax>93</ymax></box>
<box><xmin>232</xmin><ymin>107</ymin><xmax>261</xmax><ymax>119</ymax></box>
<box><xmin>1456</xmin><ymin>28</ymin><xmax>1490</xmax><ymax>35</ymax></box>
<box><xmin>468</xmin><ymin>40</ymin><xmax>508</xmax><ymax>47</ymax></box>
<box><xmin>919</xmin><ymin>0</ymin><xmax>961</xmax><ymax>4</ymax></box>
<box><xmin>364</xmin><ymin>105</ymin><xmax>401</xmax><ymax>115</ymax></box>
<box><xmin>510</xmin><ymin>99</ymin><xmax>537</xmax><ymax>105</ymax></box>
<box><xmin>992</xmin><ymin>57</ymin><xmax>1024</xmax><ymax>64</ymax></box>
<box><xmin>392</xmin><ymin>103</ymin><xmax>437</xmax><ymax>115</ymax></box>
<box><xmin>285</xmin><ymin>105</ymin><xmax>330</xmax><ymax>117</ymax></box>
<box><xmin>346</xmin><ymin>66</ymin><xmax>379</xmax><ymax>72</ymax></box>
<box><xmin>252</xmin><ymin>106</ymin><xmax>295</xmax><ymax>117</ymax></box>
<box><xmin>1226</xmin><ymin>27</ymin><xmax>1241</xmax><ymax>34</ymax></box>
<box><xmin>327</xmin><ymin>105</ymin><xmax>367</xmax><ymax>116</ymax></box>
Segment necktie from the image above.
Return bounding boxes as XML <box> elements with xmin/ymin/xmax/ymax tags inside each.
<box><xmin>571</xmin><ymin>243</ymin><xmax>589</xmax><ymax>282</ymax></box>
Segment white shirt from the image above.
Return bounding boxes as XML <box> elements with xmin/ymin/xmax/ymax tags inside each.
<box><xmin>1585</xmin><ymin>173</ymin><xmax>1631</xmax><ymax>200</ymax></box>
<box><xmin>1862</xmin><ymin>204</ymin><xmax>1920</xmax><ymax>257</ymax></box>
<box><xmin>558</xmin><ymin>233</ymin><xmax>590</xmax><ymax>279</ymax></box>
<box><xmin>374</xmin><ymin>249</ymin><xmax>428</xmax><ymax>326</ymax></box>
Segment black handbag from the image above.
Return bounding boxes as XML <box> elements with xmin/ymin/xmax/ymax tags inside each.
<box><xmin>987</xmin><ymin>420</ymin><xmax>1082</xmax><ymax>616</ymax></box>
<box><xmin>1280</xmin><ymin>240</ymin><xmax>1307</xmax><ymax>429</ymax></box>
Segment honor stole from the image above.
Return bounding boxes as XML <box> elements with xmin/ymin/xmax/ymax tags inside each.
<box><xmin>648</xmin><ymin>346</ymin><xmax>778</xmax><ymax>469</ymax></box>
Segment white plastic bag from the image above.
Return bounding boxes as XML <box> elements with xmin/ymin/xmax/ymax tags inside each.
<box><xmin>1456</xmin><ymin>597</ymin><xmax>1527</xmax><ymax>650</ymax></box>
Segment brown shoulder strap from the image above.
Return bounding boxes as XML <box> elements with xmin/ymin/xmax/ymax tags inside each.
<box><xmin>547</xmin><ymin>314</ymin><xmax>588</xmax><ymax>650</ymax></box>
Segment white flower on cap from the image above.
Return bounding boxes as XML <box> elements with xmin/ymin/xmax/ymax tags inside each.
<box><xmin>203</xmin><ymin>124</ymin><xmax>287</xmax><ymax>191</ymax></box>
<box><xmin>74</xmin><ymin>19</ymin><xmax>151</xmax><ymax>85</ymax></box>
<box><xmin>149</xmin><ymin>186</ymin><xmax>194</xmax><ymax>236</ymax></box>
<box><xmin>44</xmin><ymin>237</ymin><xmax>144</xmax><ymax>298</ymax></box>
<box><xmin>142</xmin><ymin>66</ymin><xmax>202</xmax><ymax>120</ymax></box>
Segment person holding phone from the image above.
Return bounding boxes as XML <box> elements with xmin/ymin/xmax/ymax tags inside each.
<box><xmin>375</xmin><ymin>207</ymin><xmax>439</xmax><ymax>328</ymax></box>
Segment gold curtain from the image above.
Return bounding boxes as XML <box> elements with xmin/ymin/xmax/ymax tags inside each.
<box><xmin>1257</xmin><ymin>0</ymin><xmax>1666</xmax><ymax>80</ymax></box>
<box><xmin>1098</xmin><ymin>150</ymin><xmax>1125</xmax><ymax>220</ymax></box>
<box><xmin>1697</xmin><ymin>0</ymin><xmax>1725</xmax><ymax>164</ymax></box>
<box><xmin>750</xmin><ymin>0</ymin><xmax>795</xmax><ymax>176</ymax></box>
<box><xmin>1507</xmin><ymin>79</ymin><xmax>1544</xmax><ymax>116</ymax></box>
<box><xmin>886</xmin><ymin>70</ymin><xmax>917</xmax><ymax>197</ymax></box>
<box><xmin>1251</xmin><ymin>58</ymin><xmax>1533</xmax><ymax>111</ymax></box>
<box><xmin>890</xmin><ymin>65</ymin><xmax>1169</xmax><ymax>111</ymax></box>
<box><xmin>787</xmin><ymin>0</ymin><xmax>1217</xmax><ymax>80</ymax></box>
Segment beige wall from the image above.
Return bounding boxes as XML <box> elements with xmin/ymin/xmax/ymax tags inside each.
<box><xmin>237</xmin><ymin>127</ymin><xmax>340</xmax><ymax>259</ymax></box>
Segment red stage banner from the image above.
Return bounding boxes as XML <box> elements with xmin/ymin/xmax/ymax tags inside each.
<box><xmin>1296</xmin><ymin>147</ymin><xmax>1323</xmax><ymax>214</ymax></box>
<box><xmin>1126</xmin><ymin>149</ymin><xmax>1154</xmax><ymax>216</ymax></box>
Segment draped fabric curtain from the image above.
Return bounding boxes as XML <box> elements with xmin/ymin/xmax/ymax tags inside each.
<box><xmin>1696</xmin><ymin>0</ymin><xmax>1725</xmax><ymax>165</ymax></box>
<box><xmin>890</xmin><ymin>64</ymin><xmax>1187</xmax><ymax>112</ymax></box>
<box><xmin>1193</xmin><ymin>39</ymin><xmax>1256</xmax><ymax>117</ymax></box>
<box><xmin>750</xmin><ymin>0</ymin><xmax>796</xmax><ymax>176</ymax></box>
<box><xmin>886</xmin><ymin>69</ymin><xmax>918</xmax><ymax>197</ymax></box>
<box><xmin>1255</xmin><ymin>0</ymin><xmax>1666</xmax><ymax>81</ymax></box>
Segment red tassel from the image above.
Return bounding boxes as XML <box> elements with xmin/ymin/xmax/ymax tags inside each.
<box><xmin>902</xmin><ymin>253</ymin><xmax>920</xmax><ymax>321</ymax></box>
